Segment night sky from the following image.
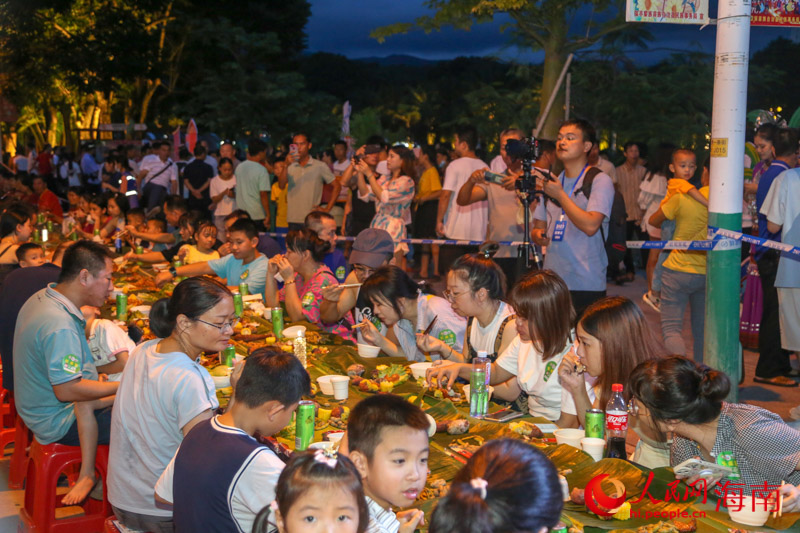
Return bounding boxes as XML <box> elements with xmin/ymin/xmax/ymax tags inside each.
<box><xmin>307</xmin><ymin>0</ymin><xmax>797</xmax><ymax>64</ymax></box>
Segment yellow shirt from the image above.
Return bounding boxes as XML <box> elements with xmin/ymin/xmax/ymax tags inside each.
<box><xmin>415</xmin><ymin>167</ymin><xmax>442</xmax><ymax>200</ymax></box>
<box><xmin>271</xmin><ymin>183</ymin><xmax>288</xmax><ymax>228</ymax></box>
<box><xmin>663</xmin><ymin>186</ymin><xmax>709</xmax><ymax>275</ymax></box>
<box><xmin>180</xmin><ymin>245</ymin><xmax>220</xmax><ymax>264</ymax></box>
<box><xmin>661</xmin><ymin>178</ymin><xmax>696</xmax><ymax>205</ymax></box>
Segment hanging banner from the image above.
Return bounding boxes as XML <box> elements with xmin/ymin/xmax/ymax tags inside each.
<box><xmin>751</xmin><ymin>0</ymin><xmax>800</xmax><ymax>26</ymax></box>
<box><xmin>626</xmin><ymin>0</ymin><xmax>708</xmax><ymax>23</ymax></box>
<box><xmin>186</xmin><ymin>119</ymin><xmax>198</xmax><ymax>153</ymax></box>
<box><xmin>172</xmin><ymin>127</ymin><xmax>181</xmax><ymax>161</ymax></box>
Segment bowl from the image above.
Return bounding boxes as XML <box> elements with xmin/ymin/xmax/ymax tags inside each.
<box><xmin>463</xmin><ymin>385</ymin><xmax>495</xmax><ymax>404</ymax></box>
<box><xmin>425</xmin><ymin>413</ymin><xmax>437</xmax><ymax>437</ymax></box>
<box><xmin>409</xmin><ymin>362</ymin><xmax>433</xmax><ymax>380</ymax></box>
<box><xmin>282</xmin><ymin>325</ymin><xmax>307</xmax><ymax>338</ymax></box>
<box><xmin>727</xmin><ymin>495</ymin><xmax>771</xmax><ymax>526</ymax></box>
<box><xmin>317</xmin><ymin>375</ymin><xmax>341</xmax><ymax>395</ymax></box>
<box><xmin>130</xmin><ymin>305</ymin><xmax>152</xmax><ymax>317</ymax></box>
<box><xmin>152</xmin><ymin>262</ymin><xmax>170</xmax><ymax>271</ymax></box>
<box><xmin>210</xmin><ymin>367</ymin><xmax>233</xmax><ymax>389</ymax></box>
<box><xmin>357</xmin><ymin>343</ymin><xmax>381</xmax><ymax>358</ymax></box>
<box><xmin>554</xmin><ymin>428</ymin><xmax>585</xmax><ymax>448</ymax></box>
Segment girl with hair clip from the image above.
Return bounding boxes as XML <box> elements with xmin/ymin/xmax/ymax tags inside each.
<box><xmin>266</xmin><ymin>228</ymin><xmax>354</xmax><ymax>340</ymax></box>
<box><xmin>629</xmin><ymin>355</ymin><xmax>800</xmax><ymax>494</ymax></box>
<box><xmin>415</xmin><ymin>252</ymin><xmax>516</xmax><ymax>364</ymax></box>
<box><xmin>252</xmin><ymin>449</ymin><xmax>369</xmax><ymax>533</ymax></box>
<box><xmin>428</xmin><ymin>439</ymin><xmax>563</xmax><ymax>533</ymax></box>
<box><xmin>428</xmin><ymin>270</ymin><xmax>589</xmax><ymax>424</ymax></box>
<box><xmin>356</xmin><ymin>144</ymin><xmax>416</xmax><ymax>268</ymax></box>
<box><xmin>359</xmin><ymin>265</ymin><xmax>467</xmax><ymax>362</ymax></box>
<box><xmin>558</xmin><ymin>296</ymin><xmax>665</xmax><ymax>466</ymax></box>
<box><xmin>107</xmin><ymin>277</ymin><xmax>234</xmax><ymax>532</ymax></box>
<box><xmin>177</xmin><ymin>219</ymin><xmax>220</xmax><ymax>264</ymax></box>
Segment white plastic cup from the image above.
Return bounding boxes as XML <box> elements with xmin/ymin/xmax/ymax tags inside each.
<box><xmin>331</xmin><ymin>376</ymin><xmax>350</xmax><ymax>400</ymax></box>
<box><xmin>580</xmin><ymin>437</ymin><xmax>606</xmax><ymax>461</ymax></box>
<box><xmin>727</xmin><ymin>495</ymin><xmax>771</xmax><ymax>526</ymax></box>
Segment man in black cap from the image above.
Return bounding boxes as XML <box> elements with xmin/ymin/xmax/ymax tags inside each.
<box><xmin>319</xmin><ymin>228</ymin><xmax>395</xmax><ymax>344</ymax></box>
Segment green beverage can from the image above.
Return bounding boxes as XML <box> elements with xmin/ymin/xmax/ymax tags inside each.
<box><xmin>173</xmin><ymin>260</ymin><xmax>182</xmax><ymax>268</ymax></box>
<box><xmin>585</xmin><ymin>409</ymin><xmax>605</xmax><ymax>439</ymax></box>
<box><xmin>550</xmin><ymin>522</ymin><xmax>568</xmax><ymax>533</ymax></box>
<box><xmin>33</xmin><ymin>229</ymin><xmax>40</xmax><ymax>243</ymax></box>
<box><xmin>135</xmin><ymin>245</ymin><xmax>144</xmax><ymax>255</ymax></box>
<box><xmin>71</xmin><ymin>229</ymin><xmax>79</xmax><ymax>241</ymax></box>
<box><xmin>233</xmin><ymin>293</ymin><xmax>243</xmax><ymax>317</ymax></box>
<box><xmin>295</xmin><ymin>400</ymin><xmax>315</xmax><ymax>451</ymax></box>
<box><xmin>116</xmin><ymin>293</ymin><xmax>128</xmax><ymax>322</ymax></box>
<box><xmin>93</xmin><ymin>228</ymin><xmax>100</xmax><ymax>236</ymax></box>
<box><xmin>222</xmin><ymin>345</ymin><xmax>236</xmax><ymax>367</ymax></box>
<box><xmin>46</xmin><ymin>220</ymin><xmax>54</xmax><ymax>233</ymax></box>
<box><xmin>238</xmin><ymin>283</ymin><xmax>249</xmax><ymax>296</ymax></box>
<box><xmin>271</xmin><ymin>307</ymin><xmax>284</xmax><ymax>338</ymax></box>
<box><xmin>37</xmin><ymin>213</ymin><xmax>45</xmax><ymax>224</ymax></box>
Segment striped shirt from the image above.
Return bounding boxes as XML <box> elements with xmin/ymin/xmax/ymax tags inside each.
<box><xmin>615</xmin><ymin>162</ymin><xmax>646</xmax><ymax>221</ymax></box>
<box><xmin>365</xmin><ymin>496</ymin><xmax>400</xmax><ymax>533</ymax></box>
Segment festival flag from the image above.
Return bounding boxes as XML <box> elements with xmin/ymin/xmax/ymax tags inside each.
<box><xmin>186</xmin><ymin>119</ymin><xmax>198</xmax><ymax>153</ymax></box>
<box><xmin>172</xmin><ymin>127</ymin><xmax>181</xmax><ymax>161</ymax></box>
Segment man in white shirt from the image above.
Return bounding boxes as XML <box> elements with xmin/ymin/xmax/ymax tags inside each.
<box><xmin>137</xmin><ymin>141</ymin><xmax>178</xmax><ymax>213</ymax></box>
<box><xmin>436</xmin><ymin>125</ymin><xmax>488</xmax><ymax>270</ymax></box>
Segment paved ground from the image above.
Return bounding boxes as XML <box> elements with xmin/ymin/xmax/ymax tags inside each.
<box><xmin>1</xmin><ymin>268</ymin><xmax>797</xmax><ymax>529</ymax></box>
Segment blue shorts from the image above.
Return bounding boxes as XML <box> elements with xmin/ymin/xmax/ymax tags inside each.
<box><xmin>56</xmin><ymin>406</ymin><xmax>113</xmax><ymax>446</ymax></box>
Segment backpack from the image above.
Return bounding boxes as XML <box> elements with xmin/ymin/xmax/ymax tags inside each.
<box><xmin>580</xmin><ymin>167</ymin><xmax>628</xmax><ymax>267</ymax></box>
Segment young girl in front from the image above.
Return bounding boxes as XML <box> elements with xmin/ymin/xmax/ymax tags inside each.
<box><xmin>98</xmin><ymin>193</ymin><xmax>128</xmax><ymax>239</ymax></box>
<box><xmin>178</xmin><ymin>219</ymin><xmax>220</xmax><ymax>264</ymax></box>
<box><xmin>251</xmin><ymin>449</ymin><xmax>368</xmax><ymax>533</ymax></box>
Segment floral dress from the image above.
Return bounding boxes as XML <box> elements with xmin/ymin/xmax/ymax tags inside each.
<box><xmin>364</xmin><ymin>175</ymin><xmax>415</xmax><ymax>253</ymax></box>
<box><xmin>278</xmin><ymin>264</ymin><xmax>354</xmax><ymax>341</ymax></box>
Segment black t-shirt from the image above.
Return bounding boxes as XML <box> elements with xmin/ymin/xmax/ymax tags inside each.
<box><xmin>183</xmin><ymin>159</ymin><xmax>214</xmax><ymax>197</ymax></box>
<box><xmin>0</xmin><ymin>264</ymin><xmax>61</xmax><ymax>390</ymax></box>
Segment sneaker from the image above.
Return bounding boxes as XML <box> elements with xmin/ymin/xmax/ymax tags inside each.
<box><xmin>790</xmin><ymin>405</ymin><xmax>800</xmax><ymax>421</ymax></box>
<box><xmin>642</xmin><ymin>291</ymin><xmax>661</xmax><ymax>313</ymax></box>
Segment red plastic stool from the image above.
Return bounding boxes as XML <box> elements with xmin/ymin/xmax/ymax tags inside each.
<box><xmin>0</xmin><ymin>397</ymin><xmax>17</xmax><ymax>455</ymax></box>
<box><xmin>102</xmin><ymin>516</ymin><xmax>119</xmax><ymax>533</ymax></box>
<box><xmin>18</xmin><ymin>439</ymin><xmax>112</xmax><ymax>533</ymax></box>
<box><xmin>0</xmin><ymin>386</ymin><xmax>13</xmax><ymax>427</ymax></box>
<box><xmin>9</xmin><ymin>414</ymin><xmax>30</xmax><ymax>489</ymax></box>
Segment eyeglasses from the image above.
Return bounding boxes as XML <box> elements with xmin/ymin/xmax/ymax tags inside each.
<box><xmin>353</xmin><ymin>264</ymin><xmax>375</xmax><ymax>276</ymax></box>
<box><xmin>443</xmin><ymin>289</ymin><xmax>469</xmax><ymax>301</ymax></box>
<box><xmin>627</xmin><ymin>398</ymin><xmax>648</xmax><ymax>418</ymax></box>
<box><xmin>195</xmin><ymin>318</ymin><xmax>239</xmax><ymax>333</ymax></box>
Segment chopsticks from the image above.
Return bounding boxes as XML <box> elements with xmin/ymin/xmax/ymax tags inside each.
<box><xmin>351</xmin><ymin>322</ymin><xmax>369</xmax><ymax>330</ymax></box>
<box><xmin>430</xmin><ymin>441</ymin><xmax>466</xmax><ymax>465</ymax></box>
<box><xmin>773</xmin><ymin>481</ymin><xmax>784</xmax><ymax>519</ymax></box>
<box><xmin>422</xmin><ymin>315</ymin><xmax>438</xmax><ymax>336</ymax></box>
<box><xmin>338</xmin><ymin>283</ymin><xmax>362</xmax><ymax>289</ymax></box>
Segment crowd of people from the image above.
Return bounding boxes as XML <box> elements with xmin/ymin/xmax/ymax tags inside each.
<box><xmin>1</xmin><ymin>116</ymin><xmax>800</xmax><ymax>532</ymax></box>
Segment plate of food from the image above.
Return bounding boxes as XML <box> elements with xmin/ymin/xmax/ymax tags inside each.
<box><xmin>351</xmin><ymin>364</ymin><xmax>410</xmax><ymax>393</ymax></box>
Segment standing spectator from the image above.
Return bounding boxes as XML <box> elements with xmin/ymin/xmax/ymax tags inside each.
<box><xmin>332</xmin><ymin>139</ymin><xmax>350</xmax><ymax>176</ymax></box>
<box><xmin>414</xmin><ymin>145</ymin><xmax>442</xmax><ymax>280</ymax></box>
<box><xmin>332</xmin><ymin>140</ymin><xmax>351</xmax><ymax>230</ymax></box>
<box><xmin>13</xmin><ymin>146</ymin><xmax>29</xmax><ymax>176</ymax></box>
<box><xmin>753</xmin><ymin>128</ymin><xmax>799</xmax><ymax>387</ymax></box>
<box><xmin>125</xmin><ymin>145</ymin><xmax>141</xmax><ymax>175</ymax></box>
<box><xmin>532</xmin><ymin>119</ymin><xmax>615</xmax><ymax>314</ymax></box>
<box><xmin>198</xmin><ymin>140</ymin><xmax>218</xmax><ymax>176</ymax></box>
<box><xmin>13</xmin><ymin>241</ymin><xmax>119</xmax><ymax>456</ymax></box>
<box><xmin>59</xmin><ymin>152</ymin><xmax>82</xmax><ymax>189</ymax></box>
<box><xmin>614</xmin><ymin>141</ymin><xmax>647</xmax><ymax>284</ymax></box>
<box><xmin>138</xmin><ymin>141</ymin><xmax>178</xmax><ymax>214</ymax></box>
<box><xmin>341</xmin><ymin>143</ymin><xmax>381</xmax><ymax>238</ymax></box>
<box><xmin>649</xmin><ymin>151</ymin><xmax>708</xmax><ymax>361</ymax></box>
<box><xmin>183</xmin><ymin>144</ymin><xmax>214</xmax><ymax>212</ymax></box>
<box><xmin>234</xmin><ymin>137</ymin><xmax>271</xmax><ymax>230</ymax></box>
<box><xmin>457</xmin><ymin>128</ymin><xmax>525</xmax><ymax>286</ymax></box>
<box><xmin>638</xmin><ymin>144</ymin><xmax>672</xmax><ymax>306</ymax></box>
<box><xmin>81</xmin><ymin>144</ymin><xmax>101</xmax><ymax>192</ymax></box>
<box><xmin>209</xmin><ymin>157</ymin><xmax>237</xmax><ymax>241</ymax></box>
<box><xmin>280</xmin><ymin>133</ymin><xmax>339</xmax><ymax>231</ymax></box>
<box><xmin>436</xmin><ymin>125</ymin><xmax>488</xmax><ymax>270</ymax></box>
<box><xmin>588</xmin><ymin>144</ymin><xmax>617</xmax><ymax>185</ymax></box>
<box><xmin>270</xmin><ymin>155</ymin><xmax>289</xmax><ymax>238</ymax></box>
<box><xmin>356</xmin><ymin>144</ymin><xmax>416</xmax><ymax>268</ymax></box>
<box><xmin>36</xmin><ymin>144</ymin><xmax>54</xmax><ymax>185</ymax></box>
<box><xmin>219</xmin><ymin>141</ymin><xmax>241</xmax><ymax>169</ymax></box>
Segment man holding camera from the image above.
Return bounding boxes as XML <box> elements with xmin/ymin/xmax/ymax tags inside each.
<box><xmin>456</xmin><ymin>128</ymin><xmax>526</xmax><ymax>285</ymax></box>
<box><xmin>531</xmin><ymin>119</ymin><xmax>615</xmax><ymax>314</ymax></box>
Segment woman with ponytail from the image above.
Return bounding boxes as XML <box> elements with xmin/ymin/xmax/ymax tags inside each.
<box><xmin>630</xmin><ymin>355</ymin><xmax>800</xmax><ymax>491</ymax></box>
<box><xmin>428</xmin><ymin>439</ymin><xmax>563</xmax><ymax>533</ymax></box>
<box><xmin>108</xmin><ymin>277</ymin><xmax>235</xmax><ymax>532</ymax></box>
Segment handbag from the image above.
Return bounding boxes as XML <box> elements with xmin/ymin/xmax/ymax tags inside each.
<box><xmin>739</xmin><ymin>261</ymin><xmax>762</xmax><ymax>350</ymax></box>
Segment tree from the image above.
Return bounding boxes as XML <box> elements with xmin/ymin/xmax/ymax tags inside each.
<box><xmin>372</xmin><ymin>0</ymin><xmax>649</xmax><ymax>138</ymax></box>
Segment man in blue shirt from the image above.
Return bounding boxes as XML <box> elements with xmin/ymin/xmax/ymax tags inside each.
<box><xmin>155</xmin><ymin>218</ymin><xmax>269</xmax><ymax>296</ymax></box>
<box><xmin>754</xmin><ymin>128</ymin><xmax>799</xmax><ymax>386</ymax></box>
<box><xmin>532</xmin><ymin>119</ymin><xmax>615</xmax><ymax>314</ymax></box>
<box><xmin>305</xmin><ymin>210</ymin><xmax>349</xmax><ymax>282</ymax></box>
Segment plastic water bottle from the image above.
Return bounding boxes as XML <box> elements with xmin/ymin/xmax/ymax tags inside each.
<box><xmin>604</xmin><ymin>383</ymin><xmax>628</xmax><ymax>459</ymax></box>
<box><xmin>293</xmin><ymin>330</ymin><xmax>307</xmax><ymax>368</ymax></box>
<box><xmin>470</xmin><ymin>351</ymin><xmax>491</xmax><ymax>418</ymax></box>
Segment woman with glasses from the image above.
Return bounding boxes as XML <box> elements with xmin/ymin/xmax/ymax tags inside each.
<box><xmin>427</xmin><ymin>270</ymin><xmax>586</xmax><ymax>424</ymax></box>
<box><xmin>265</xmin><ymin>228</ymin><xmax>354</xmax><ymax>341</ymax></box>
<box><xmin>630</xmin><ymin>355</ymin><xmax>800</xmax><ymax>490</ymax></box>
<box><xmin>557</xmin><ymin>296</ymin><xmax>666</xmax><ymax>467</ymax></box>
<box><xmin>359</xmin><ymin>265</ymin><xmax>466</xmax><ymax>362</ymax></box>
<box><xmin>108</xmin><ymin>277</ymin><xmax>234</xmax><ymax>533</ymax></box>
<box><xmin>416</xmin><ymin>253</ymin><xmax>516</xmax><ymax>364</ymax></box>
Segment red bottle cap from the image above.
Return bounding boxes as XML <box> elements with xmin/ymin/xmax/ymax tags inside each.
<box><xmin>612</xmin><ymin>383</ymin><xmax>623</xmax><ymax>392</ymax></box>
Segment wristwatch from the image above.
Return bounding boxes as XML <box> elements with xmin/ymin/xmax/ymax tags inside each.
<box><xmin>169</xmin><ymin>266</ymin><xmax>178</xmax><ymax>277</ymax></box>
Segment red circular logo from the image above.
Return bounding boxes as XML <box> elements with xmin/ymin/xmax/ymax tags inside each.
<box><xmin>584</xmin><ymin>474</ymin><xmax>627</xmax><ymax>517</ymax></box>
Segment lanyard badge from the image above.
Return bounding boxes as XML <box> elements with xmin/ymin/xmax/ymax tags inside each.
<box><xmin>551</xmin><ymin>165</ymin><xmax>588</xmax><ymax>242</ymax></box>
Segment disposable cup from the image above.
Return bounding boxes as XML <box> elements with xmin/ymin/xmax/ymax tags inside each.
<box><xmin>581</xmin><ymin>437</ymin><xmax>606</xmax><ymax>461</ymax></box>
<box><xmin>331</xmin><ymin>376</ymin><xmax>350</xmax><ymax>400</ymax></box>
<box><xmin>554</xmin><ymin>428</ymin><xmax>585</xmax><ymax>448</ymax></box>
<box><xmin>727</xmin><ymin>495</ymin><xmax>771</xmax><ymax>526</ymax></box>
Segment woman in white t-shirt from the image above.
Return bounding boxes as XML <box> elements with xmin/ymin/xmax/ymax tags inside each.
<box><xmin>359</xmin><ymin>265</ymin><xmax>466</xmax><ymax>362</ymax></box>
<box><xmin>107</xmin><ymin>277</ymin><xmax>235</xmax><ymax>533</ymax></box>
<box><xmin>415</xmin><ymin>252</ymin><xmax>516</xmax><ymax>364</ymax></box>
<box><xmin>558</xmin><ymin>296</ymin><xmax>667</xmax><ymax>467</ymax></box>
<box><xmin>428</xmin><ymin>270</ymin><xmax>590</xmax><ymax>425</ymax></box>
<box><xmin>209</xmin><ymin>157</ymin><xmax>237</xmax><ymax>242</ymax></box>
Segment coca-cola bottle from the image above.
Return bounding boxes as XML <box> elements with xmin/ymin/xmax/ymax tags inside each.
<box><xmin>604</xmin><ymin>383</ymin><xmax>628</xmax><ymax>459</ymax></box>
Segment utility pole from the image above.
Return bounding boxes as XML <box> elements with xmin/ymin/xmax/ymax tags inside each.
<box><xmin>705</xmin><ymin>0</ymin><xmax>751</xmax><ymax>400</ymax></box>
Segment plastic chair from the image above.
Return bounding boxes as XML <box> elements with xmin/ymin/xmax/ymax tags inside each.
<box><xmin>9</xmin><ymin>414</ymin><xmax>30</xmax><ymax>489</ymax></box>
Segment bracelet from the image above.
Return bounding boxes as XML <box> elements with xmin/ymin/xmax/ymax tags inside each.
<box><xmin>284</xmin><ymin>278</ymin><xmax>296</xmax><ymax>285</ymax></box>
<box><xmin>169</xmin><ymin>266</ymin><xmax>177</xmax><ymax>277</ymax></box>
